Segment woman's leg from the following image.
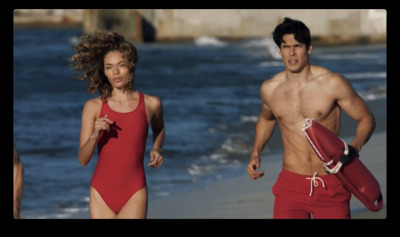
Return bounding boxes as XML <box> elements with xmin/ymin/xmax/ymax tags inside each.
<box><xmin>117</xmin><ymin>187</ymin><xmax>148</xmax><ymax>219</ymax></box>
<box><xmin>89</xmin><ymin>186</ymin><xmax>117</xmax><ymax>219</ymax></box>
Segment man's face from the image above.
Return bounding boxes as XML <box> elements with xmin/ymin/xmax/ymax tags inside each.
<box><xmin>279</xmin><ymin>34</ymin><xmax>312</xmax><ymax>73</ymax></box>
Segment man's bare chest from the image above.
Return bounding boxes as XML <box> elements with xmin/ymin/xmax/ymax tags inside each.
<box><xmin>269</xmin><ymin>87</ymin><xmax>335</xmax><ymax>122</ymax></box>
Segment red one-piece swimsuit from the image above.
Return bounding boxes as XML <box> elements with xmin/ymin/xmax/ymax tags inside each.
<box><xmin>91</xmin><ymin>91</ymin><xmax>149</xmax><ymax>213</ymax></box>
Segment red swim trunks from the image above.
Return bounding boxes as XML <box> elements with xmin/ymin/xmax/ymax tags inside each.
<box><xmin>272</xmin><ymin>169</ymin><xmax>351</xmax><ymax>219</ymax></box>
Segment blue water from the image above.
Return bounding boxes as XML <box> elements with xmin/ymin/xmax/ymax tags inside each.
<box><xmin>13</xmin><ymin>29</ymin><xmax>387</xmax><ymax>219</ymax></box>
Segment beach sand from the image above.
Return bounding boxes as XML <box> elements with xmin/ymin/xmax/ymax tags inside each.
<box><xmin>68</xmin><ymin>99</ymin><xmax>386</xmax><ymax>220</ymax></box>
<box><xmin>147</xmin><ymin>131</ymin><xmax>387</xmax><ymax>219</ymax></box>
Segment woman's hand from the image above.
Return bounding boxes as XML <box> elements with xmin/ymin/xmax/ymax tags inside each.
<box><xmin>92</xmin><ymin>114</ymin><xmax>114</xmax><ymax>139</ymax></box>
<box><xmin>148</xmin><ymin>148</ymin><xmax>164</xmax><ymax>168</ymax></box>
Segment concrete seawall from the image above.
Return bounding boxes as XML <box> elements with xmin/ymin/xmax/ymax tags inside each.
<box><xmin>14</xmin><ymin>9</ymin><xmax>386</xmax><ymax>45</ymax></box>
<box><xmin>13</xmin><ymin>9</ymin><xmax>83</xmax><ymax>29</ymax></box>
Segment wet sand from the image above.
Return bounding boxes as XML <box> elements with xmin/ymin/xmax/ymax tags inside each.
<box><xmin>147</xmin><ymin>132</ymin><xmax>387</xmax><ymax>219</ymax></box>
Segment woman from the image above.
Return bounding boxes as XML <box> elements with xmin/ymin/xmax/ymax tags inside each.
<box><xmin>70</xmin><ymin>31</ymin><xmax>165</xmax><ymax>219</ymax></box>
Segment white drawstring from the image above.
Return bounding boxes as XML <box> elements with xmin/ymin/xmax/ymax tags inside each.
<box><xmin>305</xmin><ymin>172</ymin><xmax>326</xmax><ymax>196</ymax></box>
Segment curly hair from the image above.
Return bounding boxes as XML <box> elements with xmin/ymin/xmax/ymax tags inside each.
<box><xmin>70</xmin><ymin>31</ymin><xmax>139</xmax><ymax>100</ymax></box>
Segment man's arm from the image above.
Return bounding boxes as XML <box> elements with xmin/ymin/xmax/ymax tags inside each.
<box><xmin>251</xmin><ymin>103</ymin><xmax>277</xmax><ymax>159</ymax></box>
<box><xmin>247</xmin><ymin>83</ymin><xmax>277</xmax><ymax>179</ymax></box>
<box><xmin>334</xmin><ymin>74</ymin><xmax>376</xmax><ymax>152</ymax></box>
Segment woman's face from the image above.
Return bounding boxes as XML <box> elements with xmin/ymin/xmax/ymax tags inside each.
<box><xmin>103</xmin><ymin>50</ymin><xmax>130</xmax><ymax>89</ymax></box>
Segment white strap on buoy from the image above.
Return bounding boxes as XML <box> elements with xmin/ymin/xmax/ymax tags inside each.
<box><xmin>302</xmin><ymin>118</ymin><xmax>347</xmax><ymax>174</ymax></box>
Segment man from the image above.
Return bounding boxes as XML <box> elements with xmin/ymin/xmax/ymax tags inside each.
<box><xmin>246</xmin><ymin>17</ymin><xmax>375</xmax><ymax>219</ymax></box>
<box><xmin>14</xmin><ymin>144</ymin><xmax>24</xmax><ymax>219</ymax></box>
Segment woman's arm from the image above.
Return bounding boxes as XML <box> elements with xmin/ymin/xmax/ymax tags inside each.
<box><xmin>78</xmin><ymin>98</ymin><xmax>113</xmax><ymax>166</ymax></box>
<box><xmin>146</xmin><ymin>95</ymin><xmax>165</xmax><ymax>168</ymax></box>
<box><xmin>13</xmin><ymin>145</ymin><xmax>24</xmax><ymax>219</ymax></box>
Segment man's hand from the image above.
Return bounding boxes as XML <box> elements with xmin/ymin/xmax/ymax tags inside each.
<box><xmin>247</xmin><ymin>155</ymin><xmax>265</xmax><ymax>180</ymax></box>
<box><xmin>340</xmin><ymin>144</ymin><xmax>358</xmax><ymax>165</ymax></box>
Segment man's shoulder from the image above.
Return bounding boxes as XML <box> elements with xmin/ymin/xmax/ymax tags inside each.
<box><xmin>261</xmin><ymin>72</ymin><xmax>284</xmax><ymax>88</ymax></box>
<box><xmin>310</xmin><ymin>66</ymin><xmax>352</xmax><ymax>94</ymax></box>
<box><xmin>312</xmin><ymin>65</ymin><xmax>341</xmax><ymax>79</ymax></box>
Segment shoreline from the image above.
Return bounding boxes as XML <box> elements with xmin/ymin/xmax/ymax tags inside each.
<box><xmin>67</xmin><ymin>98</ymin><xmax>386</xmax><ymax>219</ymax></box>
<box><xmin>147</xmin><ymin>131</ymin><xmax>386</xmax><ymax>219</ymax></box>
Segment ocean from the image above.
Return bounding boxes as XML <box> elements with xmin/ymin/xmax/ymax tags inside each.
<box><xmin>13</xmin><ymin>29</ymin><xmax>387</xmax><ymax>219</ymax></box>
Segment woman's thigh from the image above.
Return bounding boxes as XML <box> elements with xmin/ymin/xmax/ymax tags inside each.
<box><xmin>89</xmin><ymin>186</ymin><xmax>117</xmax><ymax>219</ymax></box>
<box><xmin>117</xmin><ymin>187</ymin><xmax>148</xmax><ymax>219</ymax></box>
